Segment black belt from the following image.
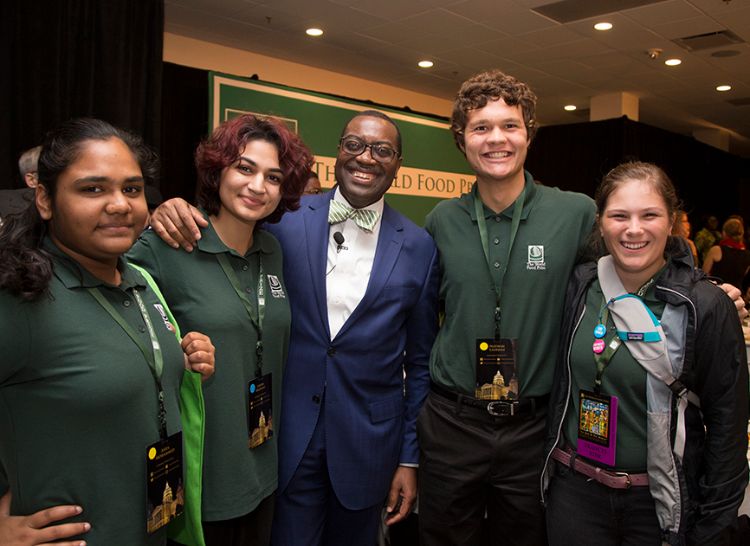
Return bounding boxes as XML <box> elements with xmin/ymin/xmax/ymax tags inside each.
<box><xmin>430</xmin><ymin>382</ymin><xmax>549</xmax><ymax>418</ymax></box>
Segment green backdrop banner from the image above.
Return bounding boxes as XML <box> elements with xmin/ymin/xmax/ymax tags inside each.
<box><xmin>209</xmin><ymin>72</ymin><xmax>473</xmax><ymax>225</ymax></box>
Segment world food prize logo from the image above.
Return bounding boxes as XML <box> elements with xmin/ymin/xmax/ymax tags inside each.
<box><xmin>526</xmin><ymin>245</ymin><xmax>546</xmax><ymax>270</ymax></box>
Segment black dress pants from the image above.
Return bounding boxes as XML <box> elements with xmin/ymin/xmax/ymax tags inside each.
<box><xmin>417</xmin><ymin>391</ymin><xmax>548</xmax><ymax>546</ymax></box>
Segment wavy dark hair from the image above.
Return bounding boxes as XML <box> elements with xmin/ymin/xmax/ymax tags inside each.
<box><xmin>195</xmin><ymin>114</ymin><xmax>314</xmax><ymax>225</ymax></box>
<box><xmin>0</xmin><ymin>118</ymin><xmax>158</xmax><ymax>301</ymax></box>
<box><xmin>451</xmin><ymin>69</ymin><xmax>538</xmax><ymax>152</ymax></box>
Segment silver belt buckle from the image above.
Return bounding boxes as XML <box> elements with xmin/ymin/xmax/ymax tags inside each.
<box><xmin>486</xmin><ymin>400</ymin><xmax>513</xmax><ymax>417</ymax></box>
<box><xmin>614</xmin><ymin>471</ymin><xmax>632</xmax><ymax>489</ymax></box>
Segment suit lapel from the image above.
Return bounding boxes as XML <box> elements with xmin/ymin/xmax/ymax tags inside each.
<box><xmin>304</xmin><ymin>193</ymin><xmax>334</xmax><ymax>339</ymax></box>
<box><xmin>336</xmin><ymin>204</ymin><xmax>404</xmax><ymax>338</ymax></box>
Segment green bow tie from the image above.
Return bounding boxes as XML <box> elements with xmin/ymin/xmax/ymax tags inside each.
<box><xmin>327</xmin><ymin>200</ymin><xmax>379</xmax><ymax>232</ymax></box>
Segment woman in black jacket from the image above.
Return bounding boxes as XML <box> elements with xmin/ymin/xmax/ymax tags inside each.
<box><xmin>541</xmin><ymin>161</ymin><xmax>748</xmax><ymax>546</ymax></box>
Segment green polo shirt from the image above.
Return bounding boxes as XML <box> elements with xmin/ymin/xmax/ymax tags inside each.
<box><xmin>426</xmin><ymin>172</ymin><xmax>596</xmax><ymax>397</ymax></box>
<box><xmin>0</xmin><ymin>239</ymin><xmax>185</xmax><ymax>546</ymax></box>
<box><xmin>563</xmin><ymin>276</ymin><xmax>666</xmax><ymax>471</ymax></box>
<box><xmin>128</xmin><ymin>217</ymin><xmax>289</xmax><ymax>521</ymax></box>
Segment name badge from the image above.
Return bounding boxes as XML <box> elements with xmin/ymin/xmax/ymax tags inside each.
<box><xmin>146</xmin><ymin>432</ymin><xmax>184</xmax><ymax>534</ymax></box>
<box><xmin>577</xmin><ymin>390</ymin><xmax>618</xmax><ymax>466</ymax></box>
<box><xmin>474</xmin><ymin>338</ymin><xmax>519</xmax><ymax>401</ymax></box>
<box><xmin>248</xmin><ymin>373</ymin><xmax>273</xmax><ymax>449</ymax></box>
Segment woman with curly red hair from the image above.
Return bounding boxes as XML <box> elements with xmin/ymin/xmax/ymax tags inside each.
<box><xmin>129</xmin><ymin>114</ymin><xmax>314</xmax><ymax>546</ymax></box>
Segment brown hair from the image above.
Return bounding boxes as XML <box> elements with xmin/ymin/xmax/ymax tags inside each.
<box><xmin>722</xmin><ymin>217</ymin><xmax>744</xmax><ymax>241</ymax></box>
<box><xmin>595</xmin><ymin>161</ymin><xmax>680</xmax><ymax>218</ymax></box>
<box><xmin>450</xmin><ymin>69</ymin><xmax>537</xmax><ymax>151</ymax></box>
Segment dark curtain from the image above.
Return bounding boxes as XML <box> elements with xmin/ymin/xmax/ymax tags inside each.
<box><xmin>159</xmin><ymin>62</ymin><xmax>209</xmax><ymax>203</ymax></box>
<box><xmin>527</xmin><ymin>116</ymin><xmax>750</xmax><ymax>221</ymax></box>
<box><xmin>1</xmin><ymin>0</ymin><xmax>163</xmax><ymax>189</ymax></box>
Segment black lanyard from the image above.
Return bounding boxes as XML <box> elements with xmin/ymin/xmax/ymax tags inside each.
<box><xmin>216</xmin><ymin>253</ymin><xmax>265</xmax><ymax>377</ymax></box>
<box><xmin>89</xmin><ymin>287</ymin><xmax>168</xmax><ymax>439</ymax></box>
<box><xmin>474</xmin><ymin>187</ymin><xmax>525</xmax><ymax>339</ymax></box>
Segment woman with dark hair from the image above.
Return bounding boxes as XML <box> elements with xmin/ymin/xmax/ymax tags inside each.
<box><xmin>542</xmin><ymin>161</ymin><xmax>748</xmax><ymax>545</ymax></box>
<box><xmin>129</xmin><ymin>113</ymin><xmax>314</xmax><ymax>546</ymax></box>
<box><xmin>0</xmin><ymin>118</ymin><xmax>215</xmax><ymax>546</ymax></box>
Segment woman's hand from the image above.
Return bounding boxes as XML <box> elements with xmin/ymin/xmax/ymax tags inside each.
<box><xmin>181</xmin><ymin>332</ymin><xmax>215</xmax><ymax>382</ymax></box>
<box><xmin>0</xmin><ymin>491</ymin><xmax>90</xmax><ymax>546</ymax></box>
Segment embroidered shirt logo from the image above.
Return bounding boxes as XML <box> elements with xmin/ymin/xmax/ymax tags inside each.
<box><xmin>153</xmin><ymin>303</ymin><xmax>176</xmax><ymax>333</ymax></box>
<box><xmin>267</xmin><ymin>275</ymin><xmax>286</xmax><ymax>298</ymax></box>
<box><xmin>526</xmin><ymin>245</ymin><xmax>546</xmax><ymax>271</ymax></box>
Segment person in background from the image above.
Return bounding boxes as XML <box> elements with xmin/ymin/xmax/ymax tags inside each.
<box><xmin>694</xmin><ymin>214</ymin><xmax>721</xmax><ymax>265</ymax></box>
<box><xmin>703</xmin><ymin>217</ymin><xmax>750</xmax><ymax>288</ymax></box>
<box><xmin>0</xmin><ymin>118</ymin><xmax>214</xmax><ymax>546</ymax></box>
<box><xmin>542</xmin><ymin>161</ymin><xmax>748</xmax><ymax>545</ymax></box>
<box><xmin>303</xmin><ymin>170</ymin><xmax>323</xmax><ymax>195</ymax></box>
<box><xmin>129</xmin><ymin>113</ymin><xmax>313</xmax><ymax>546</ymax></box>
<box><xmin>671</xmin><ymin>209</ymin><xmax>698</xmax><ymax>265</ymax></box>
<box><xmin>0</xmin><ymin>145</ymin><xmax>41</xmax><ymax>220</ymax></box>
<box><xmin>147</xmin><ymin>109</ymin><xmax>439</xmax><ymax>546</ymax></box>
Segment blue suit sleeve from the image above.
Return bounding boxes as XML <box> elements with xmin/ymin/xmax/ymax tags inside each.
<box><xmin>399</xmin><ymin>242</ymin><xmax>439</xmax><ymax>464</ymax></box>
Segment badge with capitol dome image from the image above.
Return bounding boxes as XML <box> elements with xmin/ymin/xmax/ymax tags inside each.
<box><xmin>475</xmin><ymin>338</ymin><xmax>519</xmax><ymax>401</ymax></box>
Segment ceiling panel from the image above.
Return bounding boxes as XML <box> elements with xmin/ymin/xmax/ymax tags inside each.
<box><xmin>165</xmin><ymin>0</ymin><xmax>750</xmax><ymax>155</ymax></box>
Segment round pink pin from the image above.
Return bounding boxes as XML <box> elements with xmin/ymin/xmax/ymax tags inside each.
<box><xmin>592</xmin><ymin>339</ymin><xmax>606</xmax><ymax>354</ymax></box>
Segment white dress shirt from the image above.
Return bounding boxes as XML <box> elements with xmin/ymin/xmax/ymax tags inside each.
<box><xmin>326</xmin><ymin>187</ymin><xmax>384</xmax><ymax>339</ymax></box>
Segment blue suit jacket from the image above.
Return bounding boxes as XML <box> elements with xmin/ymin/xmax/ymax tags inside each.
<box><xmin>266</xmin><ymin>190</ymin><xmax>438</xmax><ymax>510</ymax></box>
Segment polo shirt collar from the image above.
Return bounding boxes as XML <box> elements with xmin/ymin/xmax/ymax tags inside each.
<box><xmin>44</xmin><ymin>236</ymin><xmax>143</xmax><ymax>290</ymax></box>
<box><xmin>195</xmin><ymin>210</ymin><xmax>274</xmax><ymax>258</ymax></box>
<box><xmin>467</xmin><ymin>170</ymin><xmax>538</xmax><ymax>222</ymax></box>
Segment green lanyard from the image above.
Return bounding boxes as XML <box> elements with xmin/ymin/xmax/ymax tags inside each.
<box><xmin>89</xmin><ymin>287</ymin><xmax>168</xmax><ymax>439</ymax></box>
<box><xmin>474</xmin><ymin>187</ymin><xmax>526</xmax><ymax>339</ymax></box>
<box><xmin>216</xmin><ymin>253</ymin><xmax>265</xmax><ymax>377</ymax></box>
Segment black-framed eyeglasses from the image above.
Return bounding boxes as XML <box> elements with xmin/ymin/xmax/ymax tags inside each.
<box><xmin>339</xmin><ymin>137</ymin><xmax>400</xmax><ymax>162</ymax></box>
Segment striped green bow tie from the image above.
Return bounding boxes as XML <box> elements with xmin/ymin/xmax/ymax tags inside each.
<box><xmin>327</xmin><ymin>200</ymin><xmax>379</xmax><ymax>232</ymax></box>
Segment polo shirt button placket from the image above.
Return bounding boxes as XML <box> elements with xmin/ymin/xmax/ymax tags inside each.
<box><xmin>242</xmin><ymin>264</ymin><xmax>249</xmax><ymax>271</ymax></box>
<box><xmin>123</xmin><ymin>300</ymin><xmax>131</xmax><ymax>307</ymax></box>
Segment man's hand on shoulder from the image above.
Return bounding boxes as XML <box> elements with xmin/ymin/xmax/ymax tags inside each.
<box><xmin>149</xmin><ymin>198</ymin><xmax>207</xmax><ymax>251</ymax></box>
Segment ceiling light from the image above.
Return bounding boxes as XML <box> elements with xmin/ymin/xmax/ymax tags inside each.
<box><xmin>594</xmin><ymin>22</ymin><xmax>613</xmax><ymax>31</ymax></box>
<box><xmin>418</xmin><ymin>60</ymin><xmax>434</xmax><ymax>68</ymax></box>
<box><xmin>716</xmin><ymin>84</ymin><xmax>732</xmax><ymax>92</ymax></box>
<box><xmin>306</xmin><ymin>28</ymin><xmax>323</xmax><ymax>37</ymax></box>
<box><xmin>664</xmin><ymin>58</ymin><xmax>682</xmax><ymax>66</ymax></box>
<box><xmin>564</xmin><ymin>105</ymin><xmax>577</xmax><ymax>111</ymax></box>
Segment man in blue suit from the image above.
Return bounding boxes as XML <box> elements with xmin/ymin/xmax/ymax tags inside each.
<box><xmin>151</xmin><ymin>110</ymin><xmax>438</xmax><ymax>545</ymax></box>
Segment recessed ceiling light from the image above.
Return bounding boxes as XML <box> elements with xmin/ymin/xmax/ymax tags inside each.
<box><xmin>594</xmin><ymin>22</ymin><xmax>613</xmax><ymax>31</ymax></box>
<box><xmin>418</xmin><ymin>60</ymin><xmax>434</xmax><ymax>68</ymax></box>
<box><xmin>716</xmin><ymin>84</ymin><xmax>732</xmax><ymax>92</ymax></box>
<box><xmin>664</xmin><ymin>58</ymin><xmax>682</xmax><ymax>66</ymax></box>
<box><xmin>306</xmin><ymin>28</ymin><xmax>323</xmax><ymax>37</ymax></box>
<box><xmin>564</xmin><ymin>105</ymin><xmax>577</xmax><ymax>111</ymax></box>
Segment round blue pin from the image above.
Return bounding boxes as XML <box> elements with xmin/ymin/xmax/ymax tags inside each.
<box><xmin>593</xmin><ymin>324</ymin><xmax>607</xmax><ymax>339</ymax></box>
<box><xmin>250</xmin><ymin>383</ymin><xmax>257</xmax><ymax>394</ymax></box>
